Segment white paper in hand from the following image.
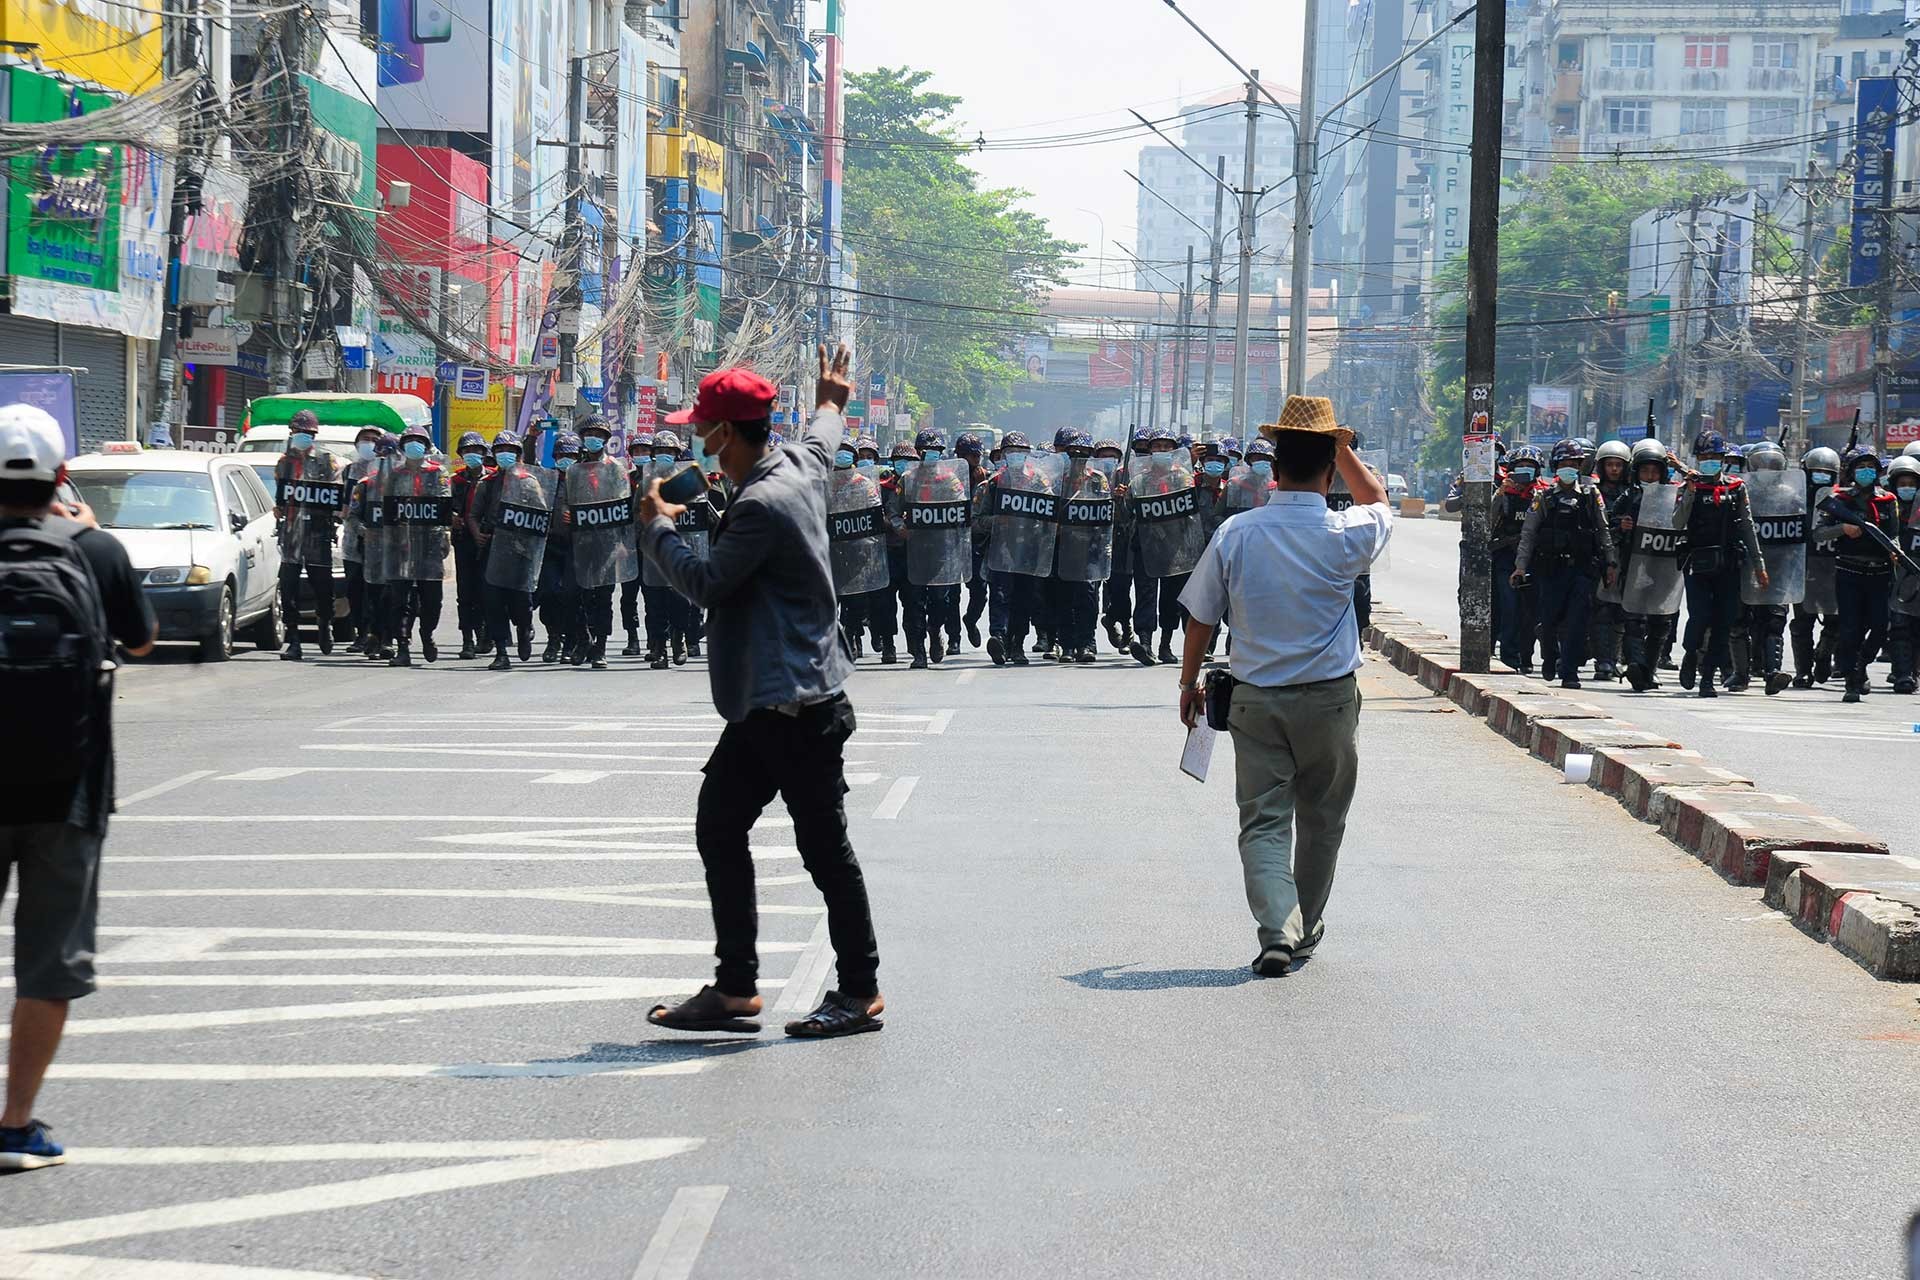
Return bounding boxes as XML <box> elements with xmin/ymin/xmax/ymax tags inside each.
<box><xmin>1180</xmin><ymin>723</ymin><xmax>1217</xmax><ymax>783</ymax></box>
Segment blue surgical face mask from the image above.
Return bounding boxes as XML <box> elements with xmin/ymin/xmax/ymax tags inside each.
<box><xmin>1204</xmin><ymin>459</ymin><xmax>1227</xmax><ymax>476</ymax></box>
<box><xmin>462</xmin><ymin>451</ymin><xmax>485</xmax><ymax>469</ymax></box>
<box><xmin>1556</xmin><ymin>466</ymin><xmax>1579</xmax><ymax>485</ymax></box>
<box><xmin>403</xmin><ymin>440</ymin><xmax>428</xmax><ymax>461</ymax></box>
<box><xmin>893</xmin><ymin>460</ymin><xmax>912</xmax><ymax>475</ymax></box>
<box><xmin>494</xmin><ymin>450</ymin><xmax>519</xmax><ymax>467</ymax></box>
<box><xmin>1698</xmin><ymin>459</ymin><xmax>1723</xmax><ymax>477</ymax></box>
<box><xmin>1811</xmin><ymin>471</ymin><xmax>1834</xmax><ymax>487</ymax></box>
<box><xmin>1898</xmin><ymin>486</ymin><xmax>1918</xmax><ymax>502</ymax></box>
<box><xmin>1005</xmin><ymin>449</ymin><xmax>1028</xmax><ymax>464</ymax></box>
<box><xmin>582</xmin><ymin>436</ymin><xmax>606</xmax><ymax>453</ymax></box>
<box><xmin>923</xmin><ymin>448</ymin><xmax>944</xmax><ymax>462</ymax></box>
<box><xmin>356</xmin><ymin>440</ymin><xmax>376</xmax><ymax>461</ymax></box>
<box><xmin>1251</xmin><ymin>460</ymin><xmax>1272</xmax><ymax>477</ymax></box>
<box><xmin>555</xmin><ymin>455</ymin><xmax>576</xmax><ymax>471</ymax></box>
<box><xmin>835</xmin><ymin>450</ymin><xmax>855</xmax><ymax>467</ymax></box>
<box><xmin>290</xmin><ymin>432</ymin><xmax>315</xmax><ymax>451</ymax></box>
<box><xmin>1856</xmin><ymin>467</ymin><xmax>1879</xmax><ymax>486</ymax></box>
<box><xmin>1151</xmin><ymin>450</ymin><xmax>1173</xmax><ymax>467</ymax></box>
<box><xmin>1511</xmin><ymin>467</ymin><xmax>1536</xmax><ymax>484</ymax></box>
<box><xmin>857</xmin><ymin>457</ymin><xmax>877</xmax><ymax>471</ymax></box>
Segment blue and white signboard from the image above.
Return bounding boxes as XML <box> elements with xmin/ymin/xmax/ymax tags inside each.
<box><xmin>1850</xmin><ymin>77</ymin><xmax>1899</xmax><ymax>288</ymax></box>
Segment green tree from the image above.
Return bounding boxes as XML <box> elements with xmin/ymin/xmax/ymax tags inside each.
<box><xmin>843</xmin><ymin>67</ymin><xmax>1080</xmax><ymax>424</ymax></box>
<box><xmin>1418</xmin><ymin>163</ymin><xmax>1742</xmax><ymax>473</ymax></box>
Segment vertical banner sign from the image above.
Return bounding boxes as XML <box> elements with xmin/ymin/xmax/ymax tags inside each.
<box><xmin>1850</xmin><ymin>77</ymin><xmax>1898</xmax><ymax>288</ymax></box>
<box><xmin>821</xmin><ymin>0</ymin><xmax>846</xmax><ymax>337</ymax></box>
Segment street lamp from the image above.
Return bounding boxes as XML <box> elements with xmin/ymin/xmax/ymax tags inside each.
<box><xmin>1075</xmin><ymin>207</ymin><xmax>1107</xmax><ymax>289</ymax></box>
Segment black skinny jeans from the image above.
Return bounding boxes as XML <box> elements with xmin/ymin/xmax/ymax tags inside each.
<box><xmin>278</xmin><ymin>559</ymin><xmax>333</xmax><ymax>643</ymax></box>
<box><xmin>695</xmin><ymin>694</ymin><xmax>879</xmax><ymax>999</ymax></box>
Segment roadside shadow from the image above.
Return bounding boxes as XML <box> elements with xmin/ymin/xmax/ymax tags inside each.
<box><xmin>1062</xmin><ymin>963</ymin><xmax>1261</xmax><ymax>991</ymax></box>
<box><xmin>539</xmin><ymin>1039</ymin><xmax>774</xmax><ymax>1065</ymax></box>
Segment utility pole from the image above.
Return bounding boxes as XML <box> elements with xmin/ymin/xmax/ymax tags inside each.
<box><xmin>1201</xmin><ymin>155</ymin><xmax>1226</xmax><ymax>435</ymax></box>
<box><xmin>1458</xmin><ymin>0</ymin><xmax>1506</xmax><ymax>674</ymax></box>
<box><xmin>1179</xmin><ymin>244</ymin><xmax>1196</xmax><ymax>428</ymax></box>
<box><xmin>1285</xmin><ymin>0</ymin><xmax>1319</xmax><ymax>398</ymax></box>
<box><xmin>1231</xmin><ymin>75</ymin><xmax>1259</xmax><ymax>434</ymax></box>
<box><xmin>556</xmin><ymin>54</ymin><xmax>586</xmax><ymax>418</ymax></box>
<box><xmin>266</xmin><ymin>8</ymin><xmax>308</xmax><ymax>395</ymax></box>
<box><xmin>1149</xmin><ymin>295</ymin><xmax>1164</xmax><ymax>432</ymax></box>
<box><xmin>151</xmin><ymin>0</ymin><xmax>202</xmax><ymax>440</ymax></box>
<box><xmin>1673</xmin><ymin>200</ymin><xmax>1701</xmax><ymax>450</ymax></box>
<box><xmin>1788</xmin><ymin>161</ymin><xmax>1820</xmax><ymax>457</ymax></box>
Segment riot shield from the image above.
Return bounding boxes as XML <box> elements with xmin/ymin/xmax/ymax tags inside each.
<box><xmin>1620</xmin><ymin>482</ymin><xmax>1687</xmax><ymax>616</ymax></box>
<box><xmin>380</xmin><ymin>462</ymin><xmax>452</xmax><ymax>582</ymax></box>
<box><xmin>1803</xmin><ymin>479</ymin><xmax>1839</xmax><ymax>615</ymax></box>
<box><xmin>1894</xmin><ymin>503</ymin><xmax>1920</xmax><ymax>618</ymax></box>
<box><xmin>1128</xmin><ymin>454</ymin><xmax>1205</xmax><ymax>579</ymax></box>
<box><xmin>1743</xmin><ymin>467</ymin><xmax>1807</xmax><ymax>608</ymax></box>
<box><xmin>642</xmin><ymin>458</ymin><xmax>712</xmax><ymax>587</ymax></box>
<box><xmin>339</xmin><ymin>458</ymin><xmax>379</xmax><ymax>563</ymax></box>
<box><xmin>483</xmin><ymin>464</ymin><xmax>558</xmax><ymax>593</ymax></box>
<box><xmin>985</xmin><ymin>453</ymin><xmax>1066</xmax><ymax>576</ymax></box>
<box><xmin>829</xmin><ymin>468</ymin><xmax>889</xmax><ymax>596</ymax></box>
<box><xmin>277</xmin><ymin>451</ymin><xmax>347</xmax><ymax>567</ymax></box>
<box><xmin>1056</xmin><ymin>457</ymin><xmax>1117</xmax><ymax>584</ymax></box>
<box><xmin>1222</xmin><ymin>463</ymin><xmax>1271</xmax><ymax>515</ymax></box>
<box><xmin>902</xmin><ymin>457</ymin><xmax>972</xmax><ymax>587</ymax></box>
<box><xmin>359</xmin><ymin>458</ymin><xmax>394</xmax><ymax>587</ymax></box>
<box><xmin>565</xmin><ymin>457</ymin><xmax>637</xmax><ymax>589</ymax></box>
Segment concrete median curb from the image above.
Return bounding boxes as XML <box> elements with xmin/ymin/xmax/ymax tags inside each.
<box><xmin>1366</xmin><ymin>606</ymin><xmax>1910</xmax><ymax>982</ymax></box>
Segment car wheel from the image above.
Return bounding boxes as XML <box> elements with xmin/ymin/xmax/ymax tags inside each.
<box><xmin>197</xmin><ymin>585</ymin><xmax>235</xmax><ymax>663</ymax></box>
<box><xmin>244</xmin><ymin>591</ymin><xmax>282</xmax><ymax>650</ymax></box>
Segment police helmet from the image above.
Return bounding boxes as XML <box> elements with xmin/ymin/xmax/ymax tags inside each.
<box><xmin>1548</xmin><ymin>439</ymin><xmax>1585</xmax><ymax>469</ymax></box>
<box><xmin>1247</xmin><ymin>437</ymin><xmax>1275</xmax><ymax>460</ymax></box>
<box><xmin>492</xmin><ymin>430</ymin><xmax>522</xmax><ymax>452</ymax></box>
<box><xmin>1594</xmin><ymin>439</ymin><xmax>1632</xmax><ymax>467</ymax></box>
<box><xmin>1904</xmin><ymin>440</ymin><xmax>1920</xmax><ymax>459</ymax></box>
<box><xmin>915</xmin><ymin>428</ymin><xmax>948</xmax><ymax>452</ymax></box>
<box><xmin>650</xmin><ymin>430</ymin><xmax>683</xmax><ymax>453</ymax></box>
<box><xmin>1507</xmin><ymin>445</ymin><xmax>1544</xmax><ymax>471</ymax></box>
<box><xmin>1842</xmin><ymin>447</ymin><xmax>1883</xmax><ymax>477</ymax></box>
<box><xmin>855</xmin><ymin>435</ymin><xmax>880</xmax><ymax>456</ymax></box>
<box><xmin>1802</xmin><ymin>445</ymin><xmax>1841</xmax><ymax>474</ymax></box>
<box><xmin>955</xmin><ymin>432</ymin><xmax>985</xmax><ymax>456</ymax></box>
<box><xmin>1093</xmin><ymin>437</ymin><xmax>1122</xmax><ymax>456</ymax></box>
<box><xmin>1177</xmin><ymin>433</ymin><xmax>1195</xmax><ymax>449</ymax></box>
<box><xmin>1220</xmin><ymin>436</ymin><xmax>1242</xmax><ymax>458</ymax></box>
<box><xmin>354</xmin><ymin>424</ymin><xmax>384</xmax><ymax>444</ymax></box>
<box><xmin>1693</xmin><ymin>429</ymin><xmax>1727</xmax><ymax>457</ymax></box>
<box><xmin>1149</xmin><ymin>425</ymin><xmax>1180</xmax><ymax>447</ymax></box>
<box><xmin>576</xmin><ymin>416</ymin><xmax>611</xmax><ymax>439</ymax></box>
<box><xmin>1723</xmin><ymin>443</ymin><xmax>1745</xmax><ymax>465</ymax></box>
<box><xmin>456</xmin><ymin>431</ymin><xmax>487</xmax><ymax>453</ymax></box>
<box><xmin>1048</xmin><ymin>426</ymin><xmax>1073</xmax><ymax>451</ymax></box>
<box><xmin>553</xmin><ymin>431</ymin><xmax>581</xmax><ymax>456</ymax></box>
<box><xmin>1743</xmin><ymin>441</ymin><xmax>1786</xmax><ymax>471</ymax></box>
<box><xmin>1002</xmin><ymin>430</ymin><xmax>1031</xmax><ymax>451</ymax></box>
<box><xmin>889</xmin><ymin>440</ymin><xmax>920</xmax><ymax>461</ymax></box>
<box><xmin>400</xmin><ymin>422</ymin><xmax>433</xmax><ymax>446</ymax></box>
<box><xmin>1886</xmin><ymin>455</ymin><xmax>1920</xmax><ymax>486</ymax></box>
<box><xmin>1130</xmin><ymin>426</ymin><xmax>1154</xmax><ymax>450</ymax></box>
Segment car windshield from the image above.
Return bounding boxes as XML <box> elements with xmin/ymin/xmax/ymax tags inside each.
<box><xmin>71</xmin><ymin>469</ymin><xmax>218</xmax><ymax>530</ymax></box>
<box><xmin>239</xmin><ymin>438</ymin><xmax>358</xmax><ymax>462</ymax></box>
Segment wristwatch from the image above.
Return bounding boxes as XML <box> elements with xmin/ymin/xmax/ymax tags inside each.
<box><xmin>1178</xmin><ymin>678</ymin><xmax>1198</xmax><ymax>691</ymax></box>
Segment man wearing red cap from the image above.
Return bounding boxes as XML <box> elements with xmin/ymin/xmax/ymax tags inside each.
<box><xmin>639</xmin><ymin>347</ymin><xmax>884</xmax><ymax>1039</ymax></box>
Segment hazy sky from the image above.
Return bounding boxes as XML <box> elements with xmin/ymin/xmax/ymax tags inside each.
<box><xmin>843</xmin><ymin>0</ymin><xmax>1309</xmax><ymax>292</ymax></box>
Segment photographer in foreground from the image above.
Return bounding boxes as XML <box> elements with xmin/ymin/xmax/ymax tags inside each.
<box><xmin>1177</xmin><ymin>397</ymin><xmax>1392</xmax><ymax>978</ymax></box>
<box><xmin>639</xmin><ymin>346</ymin><xmax>884</xmax><ymax>1040</ymax></box>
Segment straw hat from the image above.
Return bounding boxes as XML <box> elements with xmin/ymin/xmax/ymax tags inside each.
<box><xmin>1260</xmin><ymin>395</ymin><xmax>1354</xmax><ymax>449</ymax></box>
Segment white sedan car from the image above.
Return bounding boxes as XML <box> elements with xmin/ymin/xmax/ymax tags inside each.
<box><xmin>66</xmin><ymin>445</ymin><xmax>283</xmax><ymax>660</ymax></box>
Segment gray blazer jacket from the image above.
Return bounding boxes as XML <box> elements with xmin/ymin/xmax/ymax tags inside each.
<box><xmin>640</xmin><ymin>407</ymin><xmax>854</xmax><ymax>722</ymax></box>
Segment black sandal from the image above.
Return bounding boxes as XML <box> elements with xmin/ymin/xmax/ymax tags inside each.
<box><xmin>784</xmin><ymin>990</ymin><xmax>884</xmax><ymax>1039</ymax></box>
<box><xmin>647</xmin><ymin>985</ymin><xmax>762</xmax><ymax>1034</ymax></box>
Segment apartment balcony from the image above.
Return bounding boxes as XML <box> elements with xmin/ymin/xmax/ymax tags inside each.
<box><xmin>1588</xmin><ymin>65</ymin><xmax>1651</xmax><ymax>93</ymax></box>
<box><xmin>1748</xmin><ymin>67</ymin><xmax>1803</xmax><ymax>93</ymax></box>
<box><xmin>1680</xmin><ymin>69</ymin><xmax>1728</xmax><ymax>92</ymax></box>
<box><xmin>1550</xmin><ymin>69</ymin><xmax>1582</xmax><ymax>105</ymax></box>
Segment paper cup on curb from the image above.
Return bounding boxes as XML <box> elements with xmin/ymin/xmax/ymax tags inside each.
<box><xmin>1563</xmin><ymin>753</ymin><xmax>1593</xmax><ymax>786</ymax></box>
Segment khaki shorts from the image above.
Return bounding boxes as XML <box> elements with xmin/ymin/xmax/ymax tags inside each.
<box><xmin>1</xmin><ymin>822</ymin><xmax>102</xmax><ymax>1000</ymax></box>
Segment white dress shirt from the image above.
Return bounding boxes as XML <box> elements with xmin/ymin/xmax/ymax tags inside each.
<box><xmin>1179</xmin><ymin>490</ymin><xmax>1393</xmax><ymax>688</ymax></box>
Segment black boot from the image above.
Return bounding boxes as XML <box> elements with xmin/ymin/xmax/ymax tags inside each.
<box><xmin>316</xmin><ymin>626</ymin><xmax>333</xmax><ymax>656</ymax></box>
<box><xmin>1130</xmin><ymin>632</ymin><xmax>1156</xmax><ymax>666</ymax></box>
<box><xmin>671</xmin><ymin>635</ymin><xmax>688</xmax><ymax>666</ymax></box>
<box><xmin>542</xmin><ymin>637</ymin><xmax>561</xmax><ymax>663</ymax></box>
<box><xmin>421</xmin><ymin>633</ymin><xmax>438</xmax><ymax>663</ymax></box>
<box><xmin>987</xmin><ymin>634</ymin><xmax>1007</xmax><ymax>666</ymax></box>
<box><xmin>388</xmin><ymin>644</ymin><xmax>413</xmax><ymax>668</ymax></box>
<box><xmin>1678</xmin><ymin>650</ymin><xmax>1698</xmax><ymax>690</ymax></box>
<box><xmin>346</xmin><ymin>630</ymin><xmax>367</xmax><ymax>654</ymax></box>
<box><xmin>648</xmin><ymin>647</ymin><xmax>668</xmax><ymax>670</ymax></box>
<box><xmin>879</xmin><ymin>639</ymin><xmax>897</xmax><ymax>665</ymax></box>
<box><xmin>1697</xmin><ymin>666</ymin><xmax>1717</xmax><ymax>698</ymax></box>
<box><xmin>909</xmin><ymin>643</ymin><xmax>928</xmax><ymax>670</ymax></box>
<box><xmin>281</xmin><ymin>641</ymin><xmax>303</xmax><ymax>662</ymax></box>
<box><xmin>1105</xmin><ymin>618</ymin><xmax>1125</xmax><ymax>651</ymax></box>
<box><xmin>1726</xmin><ymin>637</ymin><xmax>1750</xmax><ymax>692</ymax></box>
<box><xmin>687</xmin><ymin>638</ymin><xmax>702</xmax><ymax>659</ymax></box>
<box><xmin>1157</xmin><ymin>635</ymin><xmax>1176</xmax><ymax>665</ymax></box>
<box><xmin>622</xmin><ymin>629</ymin><xmax>641</xmax><ymax>657</ymax></box>
<box><xmin>571</xmin><ymin>641</ymin><xmax>591</xmax><ymax>667</ymax></box>
<box><xmin>488</xmin><ymin>647</ymin><xmax>512</xmax><ymax>672</ymax></box>
<box><xmin>1009</xmin><ymin>640</ymin><xmax>1030</xmax><ymax>667</ymax></box>
<box><xmin>928</xmin><ymin>632</ymin><xmax>946</xmax><ymax>665</ymax></box>
<box><xmin>517</xmin><ymin>629</ymin><xmax>533</xmax><ymax>663</ymax></box>
<box><xmin>591</xmin><ymin>640</ymin><xmax>608</xmax><ymax>671</ymax></box>
<box><xmin>458</xmin><ymin>632</ymin><xmax>476</xmax><ymax>660</ymax></box>
<box><xmin>1626</xmin><ymin>663</ymin><xmax>1653</xmax><ymax>692</ymax></box>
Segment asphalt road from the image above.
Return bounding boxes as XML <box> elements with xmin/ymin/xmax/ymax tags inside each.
<box><xmin>5</xmin><ymin>605</ymin><xmax>1919</xmax><ymax>1277</ymax></box>
<box><xmin>1375</xmin><ymin>514</ymin><xmax>1920</xmax><ymax>865</ymax></box>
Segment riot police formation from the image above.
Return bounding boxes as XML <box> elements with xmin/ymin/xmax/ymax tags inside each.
<box><xmin>1673</xmin><ymin>431</ymin><xmax>1767</xmax><ymax>698</ymax></box>
<box><xmin>378</xmin><ymin>423</ymin><xmax>453</xmax><ymax>666</ymax></box>
<box><xmin>274</xmin><ymin>409</ymin><xmax>346</xmax><ymax>661</ymax></box>
<box><xmin>1587</xmin><ymin>439</ymin><xmax>1633</xmax><ymax>680</ymax></box>
<box><xmin>1512</xmin><ymin>440</ymin><xmax>1616</xmax><ymax>689</ymax></box>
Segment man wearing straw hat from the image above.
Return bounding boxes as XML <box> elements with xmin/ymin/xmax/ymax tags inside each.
<box><xmin>1177</xmin><ymin>396</ymin><xmax>1392</xmax><ymax>977</ymax></box>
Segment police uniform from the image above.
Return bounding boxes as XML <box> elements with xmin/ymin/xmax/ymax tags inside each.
<box><xmin>1514</xmin><ymin>469</ymin><xmax>1615</xmax><ymax>688</ymax></box>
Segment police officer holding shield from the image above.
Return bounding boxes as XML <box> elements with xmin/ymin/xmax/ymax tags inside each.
<box><xmin>1819</xmin><ymin>447</ymin><xmax>1901</xmax><ymax>702</ymax></box>
<box><xmin>983</xmin><ymin>431</ymin><xmax>1063</xmax><ymax>668</ymax></box>
<box><xmin>1102</xmin><ymin>427</ymin><xmax>1150</xmax><ymax>654</ymax></box>
<box><xmin>1490</xmin><ymin>445</ymin><xmax>1544</xmax><ymax>673</ymax></box>
<box><xmin>1791</xmin><ymin>445</ymin><xmax>1843</xmax><ymax>686</ymax></box>
<box><xmin>954</xmin><ymin>431</ymin><xmax>991</xmax><ymax>648</ymax></box>
<box><xmin>539</xmin><ymin>432</ymin><xmax>584</xmax><ymax>663</ymax></box>
<box><xmin>469</xmin><ymin>430</ymin><xmax>553</xmax><ymax>670</ymax></box>
<box><xmin>1513</xmin><ymin>439</ymin><xmax>1616</xmax><ymax>689</ymax></box>
<box><xmin>563</xmin><ymin>416</ymin><xmax>636</xmax><ymax>669</ymax></box>
<box><xmin>273</xmin><ymin>409</ymin><xmax>346</xmax><ymax>661</ymax></box>
<box><xmin>340</xmin><ymin>425</ymin><xmax>385</xmax><ymax>656</ymax></box>
<box><xmin>377</xmin><ymin>424</ymin><xmax>452</xmax><ymax>666</ymax></box>
<box><xmin>1615</xmin><ymin>438</ymin><xmax>1684</xmax><ymax>692</ymax></box>
<box><xmin>899</xmin><ymin>429</ymin><xmax>972</xmax><ymax>669</ymax></box>
<box><xmin>1675</xmin><ymin>431</ymin><xmax>1767</xmax><ymax>698</ymax></box>
<box><xmin>1051</xmin><ymin>429</ymin><xmax>1112</xmax><ymax>663</ymax></box>
<box><xmin>638</xmin><ymin>431</ymin><xmax>698</xmax><ymax>668</ymax></box>
<box><xmin>1587</xmin><ymin>439</ymin><xmax>1633</xmax><ymax>681</ymax></box>
<box><xmin>1126</xmin><ymin>425</ymin><xmax>1205</xmax><ymax>666</ymax></box>
<box><xmin>829</xmin><ymin>436</ymin><xmax>890</xmax><ymax>658</ymax></box>
<box><xmin>1739</xmin><ymin>441</ymin><xmax>1805</xmax><ymax>695</ymax></box>
<box><xmin>619</xmin><ymin>427</ymin><xmax>656</xmax><ymax>656</ymax></box>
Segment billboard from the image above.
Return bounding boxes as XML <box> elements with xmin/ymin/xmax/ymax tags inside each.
<box><xmin>1527</xmin><ymin>385</ymin><xmax>1573</xmax><ymax>444</ymax></box>
<box><xmin>491</xmin><ymin>0</ymin><xmax>562</xmax><ymax>245</ymax></box>
<box><xmin>1850</xmin><ymin>77</ymin><xmax>1899</xmax><ymax>288</ymax></box>
<box><xmin>0</xmin><ymin>0</ymin><xmax>162</xmax><ymax>96</ymax></box>
<box><xmin>378</xmin><ymin>0</ymin><xmax>489</xmax><ymax>131</ymax></box>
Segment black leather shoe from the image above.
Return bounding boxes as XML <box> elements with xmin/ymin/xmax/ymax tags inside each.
<box><xmin>487</xmin><ymin>652</ymin><xmax>512</xmax><ymax>671</ymax></box>
<box><xmin>281</xmin><ymin>646</ymin><xmax>303</xmax><ymax>662</ymax></box>
<box><xmin>879</xmin><ymin>643</ymin><xmax>897</xmax><ymax>665</ymax></box>
<box><xmin>457</xmin><ymin>635</ymin><xmax>476</xmax><ymax>660</ymax></box>
<box><xmin>420</xmin><ymin>635</ymin><xmax>438</xmax><ymax>663</ymax></box>
<box><xmin>1130</xmin><ymin>638</ymin><xmax>1155</xmax><ymax>666</ymax></box>
<box><xmin>388</xmin><ymin>647</ymin><xmax>413</xmax><ymax>668</ymax></box>
<box><xmin>966</xmin><ymin>620</ymin><xmax>981</xmax><ymax>648</ymax></box>
<box><xmin>622</xmin><ymin>631</ymin><xmax>641</xmax><ymax>657</ymax></box>
<box><xmin>987</xmin><ymin>635</ymin><xmax>1006</xmax><ymax>666</ymax></box>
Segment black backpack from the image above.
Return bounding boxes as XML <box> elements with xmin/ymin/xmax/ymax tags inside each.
<box><xmin>0</xmin><ymin>515</ymin><xmax>114</xmax><ymax>783</ymax></box>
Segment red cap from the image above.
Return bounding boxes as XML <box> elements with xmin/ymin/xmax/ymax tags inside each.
<box><xmin>665</xmin><ymin>367</ymin><xmax>778</xmax><ymax>427</ymax></box>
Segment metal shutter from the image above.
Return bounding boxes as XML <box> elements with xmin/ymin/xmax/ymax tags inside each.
<box><xmin>58</xmin><ymin>326</ymin><xmax>128</xmax><ymax>452</ymax></box>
